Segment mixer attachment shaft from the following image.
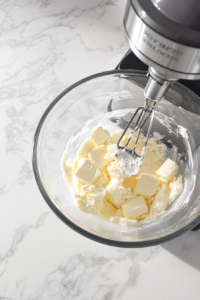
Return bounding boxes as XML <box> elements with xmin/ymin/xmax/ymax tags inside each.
<box><xmin>116</xmin><ymin>99</ymin><xmax>156</xmax><ymax>176</ymax></box>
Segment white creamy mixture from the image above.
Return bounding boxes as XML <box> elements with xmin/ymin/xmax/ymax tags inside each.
<box><xmin>62</xmin><ymin>125</ymin><xmax>183</xmax><ymax>225</ymax></box>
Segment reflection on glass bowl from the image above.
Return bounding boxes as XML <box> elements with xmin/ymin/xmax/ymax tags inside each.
<box><xmin>33</xmin><ymin>70</ymin><xmax>200</xmax><ymax>247</ymax></box>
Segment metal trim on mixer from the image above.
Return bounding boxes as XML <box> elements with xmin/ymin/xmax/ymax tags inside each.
<box><xmin>124</xmin><ymin>0</ymin><xmax>200</xmax><ymax>80</ymax></box>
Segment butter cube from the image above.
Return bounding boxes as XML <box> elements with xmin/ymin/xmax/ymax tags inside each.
<box><xmin>156</xmin><ymin>158</ymin><xmax>179</xmax><ymax>180</ymax></box>
<box><xmin>75</xmin><ymin>158</ymin><xmax>99</xmax><ymax>184</ymax></box>
<box><xmin>123</xmin><ymin>176</ymin><xmax>137</xmax><ymax>190</ymax></box>
<box><xmin>121</xmin><ymin>196</ymin><xmax>148</xmax><ymax>219</ymax></box>
<box><xmin>77</xmin><ymin>139</ymin><xmax>95</xmax><ymax>159</ymax></box>
<box><xmin>88</xmin><ymin>147</ymin><xmax>108</xmax><ymax>168</ymax></box>
<box><xmin>91</xmin><ymin>127</ymin><xmax>110</xmax><ymax>145</ymax></box>
<box><xmin>135</xmin><ymin>173</ymin><xmax>160</xmax><ymax>197</ymax></box>
<box><xmin>106</xmin><ymin>180</ymin><xmax>125</xmax><ymax>208</ymax></box>
<box><xmin>94</xmin><ymin>145</ymin><xmax>107</xmax><ymax>151</ymax></box>
<box><xmin>87</xmin><ymin>194</ymin><xmax>103</xmax><ymax>211</ymax></box>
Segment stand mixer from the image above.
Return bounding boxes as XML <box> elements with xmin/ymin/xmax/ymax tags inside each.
<box><xmin>116</xmin><ymin>0</ymin><xmax>200</xmax><ymax>174</ymax></box>
<box><xmin>33</xmin><ymin>0</ymin><xmax>200</xmax><ymax>246</ymax></box>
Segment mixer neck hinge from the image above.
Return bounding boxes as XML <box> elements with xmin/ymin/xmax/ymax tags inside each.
<box><xmin>144</xmin><ymin>68</ymin><xmax>174</xmax><ymax>102</ymax></box>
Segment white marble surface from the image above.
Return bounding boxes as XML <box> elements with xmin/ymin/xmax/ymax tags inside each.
<box><xmin>0</xmin><ymin>0</ymin><xmax>200</xmax><ymax>299</ymax></box>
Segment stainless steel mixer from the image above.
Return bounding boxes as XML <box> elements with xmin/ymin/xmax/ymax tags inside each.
<box><xmin>33</xmin><ymin>0</ymin><xmax>200</xmax><ymax>245</ymax></box>
<box><xmin>117</xmin><ymin>0</ymin><xmax>200</xmax><ymax>174</ymax></box>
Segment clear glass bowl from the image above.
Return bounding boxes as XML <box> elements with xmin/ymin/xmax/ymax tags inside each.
<box><xmin>32</xmin><ymin>70</ymin><xmax>200</xmax><ymax>247</ymax></box>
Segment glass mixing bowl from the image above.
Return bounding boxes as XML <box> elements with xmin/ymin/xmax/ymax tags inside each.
<box><xmin>32</xmin><ymin>70</ymin><xmax>200</xmax><ymax>247</ymax></box>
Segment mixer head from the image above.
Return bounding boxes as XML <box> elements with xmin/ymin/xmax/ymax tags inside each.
<box><xmin>124</xmin><ymin>0</ymin><xmax>200</xmax><ymax>103</ymax></box>
<box><xmin>116</xmin><ymin>0</ymin><xmax>200</xmax><ymax>175</ymax></box>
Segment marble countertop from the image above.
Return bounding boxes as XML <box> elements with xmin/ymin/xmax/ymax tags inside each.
<box><xmin>1</xmin><ymin>0</ymin><xmax>200</xmax><ymax>299</ymax></box>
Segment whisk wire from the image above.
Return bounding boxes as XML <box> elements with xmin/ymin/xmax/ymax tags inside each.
<box><xmin>116</xmin><ymin>101</ymin><xmax>156</xmax><ymax>160</ymax></box>
<box><xmin>116</xmin><ymin>106</ymin><xmax>143</xmax><ymax>150</ymax></box>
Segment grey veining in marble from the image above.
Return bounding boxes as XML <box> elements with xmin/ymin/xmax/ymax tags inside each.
<box><xmin>0</xmin><ymin>0</ymin><xmax>200</xmax><ymax>299</ymax></box>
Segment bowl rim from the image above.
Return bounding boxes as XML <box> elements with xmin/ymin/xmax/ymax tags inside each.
<box><xmin>32</xmin><ymin>69</ymin><xmax>200</xmax><ymax>248</ymax></box>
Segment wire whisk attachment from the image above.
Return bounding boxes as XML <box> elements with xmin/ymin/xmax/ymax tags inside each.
<box><xmin>116</xmin><ymin>99</ymin><xmax>156</xmax><ymax>176</ymax></box>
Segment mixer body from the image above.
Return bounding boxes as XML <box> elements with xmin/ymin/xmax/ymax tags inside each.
<box><xmin>124</xmin><ymin>0</ymin><xmax>200</xmax><ymax>103</ymax></box>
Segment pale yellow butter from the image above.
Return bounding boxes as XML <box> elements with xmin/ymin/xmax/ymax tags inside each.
<box><xmin>106</xmin><ymin>179</ymin><xmax>135</xmax><ymax>208</ymax></box>
<box><xmin>62</xmin><ymin>126</ymin><xmax>183</xmax><ymax>225</ymax></box>
<box><xmin>135</xmin><ymin>173</ymin><xmax>160</xmax><ymax>197</ymax></box>
<box><xmin>169</xmin><ymin>176</ymin><xmax>183</xmax><ymax>201</ymax></box>
<box><xmin>121</xmin><ymin>196</ymin><xmax>148</xmax><ymax>219</ymax></box>
<box><xmin>104</xmin><ymin>144</ymin><xmax>116</xmax><ymax>162</ymax></box>
<box><xmin>77</xmin><ymin>139</ymin><xmax>95</xmax><ymax>159</ymax></box>
<box><xmin>75</xmin><ymin>158</ymin><xmax>99</xmax><ymax>184</ymax></box>
<box><xmin>88</xmin><ymin>147</ymin><xmax>108</xmax><ymax>168</ymax></box>
<box><xmin>156</xmin><ymin>158</ymin><xmax>179</xmax><ymax>180</ymax></box>
<box><xmin>81</xmin><ymin>184</ymin><xmax>96</xmax><ymax>193</ymax></box>
<box><xmin>86</xmin><ymin>193</ymin><xmax>104</xmax><ymax>211</ymax></box>
<box><xmin>106</xmin><ymin>180</ymin><xmax>126</xmax><ymax>208</ymax></box>
<box><xmin>91</xmin><ymin>127</ymin><xmax>110</xmax><ymax>144</ymax></box>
